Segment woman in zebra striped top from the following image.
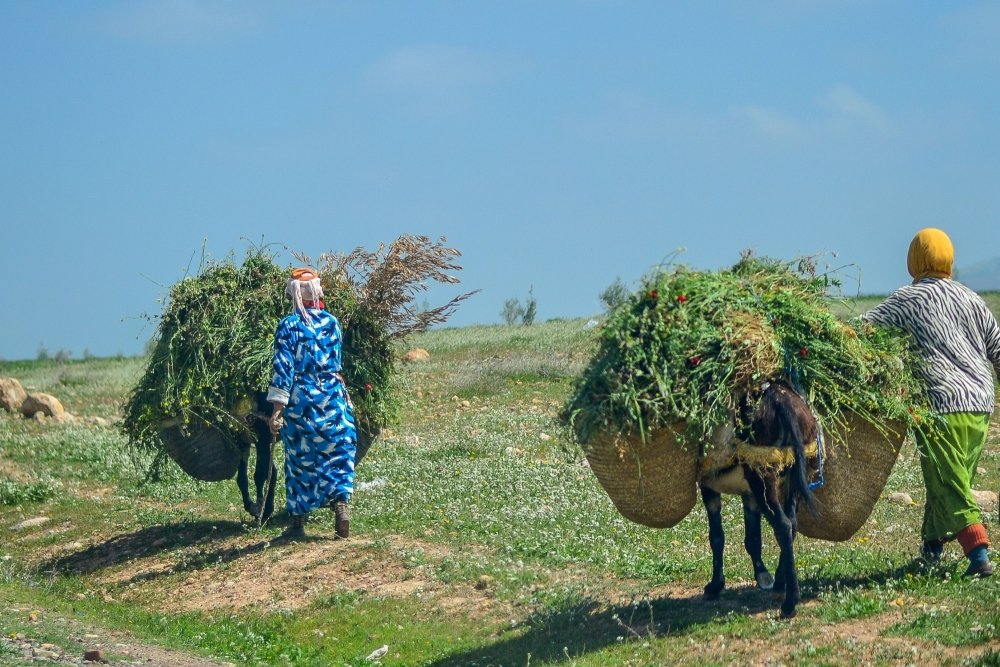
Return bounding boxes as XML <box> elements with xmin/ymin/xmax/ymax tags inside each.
<box><xmin>863</xmin><ymin>227</ymin><xmax>999</xmax><ymax>578</ymax></box>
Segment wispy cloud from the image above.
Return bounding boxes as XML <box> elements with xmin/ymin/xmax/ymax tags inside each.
<box><xmin>818</xmin><ymin>84</ymin><xmax>889</xmax><ymax>131</ymax></box>
<box><xmin>89</xmin><ymin>0</ymin><xmax>260</xmax><ymax>43</ymax></box>
<box><xmin>576</xmin><ymin>84</ymin><xmax>889</xmax><ymax>148</ymax></box>
<box><xmin>736</xmin><ymin>84</ymin><xmax>890</xmax><ymax>144</ymax></box>
<box><xmin>365</xmin><ymin>44</ymin><xmax>506</xmax><ymax>115</ymax></box>
<box><xmin>732</xmin><ymin>105</ymin><xmax>807</xmax><ymax>143</ymax></box>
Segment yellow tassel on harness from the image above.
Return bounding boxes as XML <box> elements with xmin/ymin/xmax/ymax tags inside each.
<box><xmin>701</xmin><ymin>441</ymin><xmax>819</xmax><ymax>474</ymax></box>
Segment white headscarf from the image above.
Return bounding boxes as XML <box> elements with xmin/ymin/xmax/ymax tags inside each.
<box><xmin>285</xmin><ymin>267</ymin><xmax>325</xmax><ymax>325</ymax></box>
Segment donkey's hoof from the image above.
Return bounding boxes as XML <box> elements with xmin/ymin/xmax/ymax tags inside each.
<box><xmin>704</xmin><ymin>581</ymin><xmax>724</xmax><ymax>599</ymax></box>
<box><xmin>779</xmin><ymin>606</ymin><xmax>797</xmax><ymax>619</ymax></box>
<box><xmin>244</xmin><ymin>502</ymin><xmax>259</xmax><ymax>518</ymax></box>
<box><xmin>756</xmin><ymin>571</ymin><xmax>775</xmax><ymax>591</ymax></box>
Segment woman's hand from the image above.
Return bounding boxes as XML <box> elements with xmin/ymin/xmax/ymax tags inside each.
<box><xmin>269</xmin><ymin>403</ymin><xmax>285</xmax><ymax>436</ymax></box>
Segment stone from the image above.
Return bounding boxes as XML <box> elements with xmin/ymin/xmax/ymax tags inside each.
<box><xmin>51</xmin><ymin>412</ymin><xmax>76</xmax><ymax>424</ymax></box>
<box><xmin>21</xmin><ymin>392</ymin><xmax>64</xmax><ymax>418</ymax></box>
<box><xmin>971</xmin><ymin>490</ymin><xmax>998</xmax><ymax>513</ymax></box>
<box><xmin>887</xmin><ymin>492</ymin><xmax>914</xmax><ymax>506</ymax></box>
<box><xmin>0</xmin><ymin>377</ymin><xmax>26</xmax><ymax>413</ymax></box>
<box><xmin>83</xmin><ymin>649</ymin><xmax>104</xmax><ymax>662</ymax></box>
<box><xmin>401</xmin><ymin>348</ymin><xmax>430</xmax><ymax>363</ymax></box>
<box><xmin>11</xmin><ymin>517</ymin><xmax>50</xmax><ymax>530</ymax></box>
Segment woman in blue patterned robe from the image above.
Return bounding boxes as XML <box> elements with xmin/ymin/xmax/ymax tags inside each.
<box><xmin>267</xmin><ymin>267</ymin><xmax>357</xmax><ymax>539</ymax></box>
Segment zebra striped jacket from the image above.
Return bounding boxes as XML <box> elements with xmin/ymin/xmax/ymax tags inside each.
<box><xmin>861</xmin><ymin>277</ymin><xmax>1000</xmax><ymax>414</ymax></box>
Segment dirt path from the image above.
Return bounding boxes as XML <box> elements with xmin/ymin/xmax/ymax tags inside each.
<box><xmin>2</xmin><ymin>621</ymin><xmax>233</xmax><ymax>667</ymax></box>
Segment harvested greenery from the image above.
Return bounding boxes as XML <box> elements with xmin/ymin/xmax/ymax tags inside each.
<box><xmin>122</xmin><ymin>248</ymin><xmax>291</xmax><ymax>457</ymax></box>
<box><xmin>122</xmin><ymin>237</ymin><xmax>475</xmax><ymax>467</ymax></box>
<box><xmin>565</xmin><ymin>254</ymin><xmax>932</xmax><ymax>449</ymax></box>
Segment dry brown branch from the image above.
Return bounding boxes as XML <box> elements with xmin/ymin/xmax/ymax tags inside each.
<box><xmin>300</xmin><ymin>235</ymin><xmax>479</xmax><ymax>339</ymax></box>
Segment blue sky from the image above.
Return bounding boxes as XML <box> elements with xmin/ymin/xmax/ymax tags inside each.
<box><xmin>2</xmin><ymin>1</ymin><xmax>1000</xmax><ymax>360</ymax></box>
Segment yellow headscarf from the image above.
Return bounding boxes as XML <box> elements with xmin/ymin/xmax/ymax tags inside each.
<box><xmin>907</xmin><ymin>228</ymin><xmax>954</xmax><ymax>281</ymax></box>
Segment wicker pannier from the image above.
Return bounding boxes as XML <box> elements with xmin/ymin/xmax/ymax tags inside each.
<box><xmin>158</xmin><ymin>420</ymin><xmax>243</xmax><ymax>482</ymax></box>
<box><xmin>797</xmin><ymin>413</ymin><xmax>907</xmax><ymax>541</ymax></box>
<box><xmin>585</xmin><ymin>426</ymin><xmax>700</xmax><ymax>529</ymax></box>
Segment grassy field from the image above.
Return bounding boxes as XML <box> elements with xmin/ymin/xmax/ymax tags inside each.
<box><xmin>1</xmin><ymin>297</ymin><xmax>999</xmax><ymax>666</ymax></box>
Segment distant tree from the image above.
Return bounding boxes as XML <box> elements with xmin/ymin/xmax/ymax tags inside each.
<box><xmin>501</xmin><ymin>298</ymin><xmax>525</xmax><ymax>325</ymax></box>
<box><xmin>83</xmin><ymin>348</ymin><xmax>93</xmax><ymax>360</ymax></box>
<box><xmin>522</xmin><ymin>286</ymin><xmax>537</xmax><ymax>326</ymax></box>
<box><xmin>599</xmin><ymin>277</ymin><xmax>630</xmax><ymax>312</ymax></box>
<box><xmin>54</xmin><ymin>349</ymin><xmax>71</xmax><ymax>363</ymax></box>
<box><xmin>37</xmin><ymin>344</ymin><xmax>49</xmax><ymax>361</ymax></box>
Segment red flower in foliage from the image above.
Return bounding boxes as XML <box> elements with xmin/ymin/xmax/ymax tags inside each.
<box><xmin>799</xmin><ymin>347</ymin><xmax>809</xmax><ymax>358</ymax></box>
<box><xmin>676</xmin><ymin>294</ymin><xmax>687</xmax><ymax>303</ymax></box>
<box><xmin>688</xmin><ymin>356</ymin><xmax>702</xmax><ymax>367</ymax></box>
<box><xmin>648</xmin><ymin>289</ymin><xmax>658</xmax><ymax>300</ymax></box>
<box><xmin>365</xmin><ymin>383</ymin><xmax>373</xmax><ymax>392</ymax></box>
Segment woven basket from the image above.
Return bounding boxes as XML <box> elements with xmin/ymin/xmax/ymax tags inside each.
<box><xmin>355</xmin><ymin>419</ymin><xmax>381</xmax><ymax>466</ymax></box>
<box><xmin>797</xmin><ymin>413</ymin><xmax>907</xmax><ymax>542</ymax></box>
<box><xmin>585</xmin><ymin>426</ymin><xmax>700</xmax><ymax>529</ymax></box>
<box><xmin>158</xmin><ymin>421</ymin><xmax>243</xmax><ymax>482</ymax></box>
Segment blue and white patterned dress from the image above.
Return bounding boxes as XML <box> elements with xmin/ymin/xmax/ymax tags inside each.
<box><xmin>267</xmin><ymin>309</ymin><xmax>357</xmax><ymax>517</ymax></box>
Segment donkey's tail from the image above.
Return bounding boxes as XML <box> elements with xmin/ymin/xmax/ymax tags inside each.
<box><xmin>776</xmin><ymin>395</ymin><xmax>818</xmax><ymax>517</ymax></box>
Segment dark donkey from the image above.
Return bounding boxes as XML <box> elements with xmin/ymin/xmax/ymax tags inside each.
<box><xmin>698</xmin><ymin>379</ymin><xmax>819</xmax><ymax>618</ymax></box>
<box><xmin>234</xmin><ymin>393</ymin><xmax>279</xmax><ymax>523</ymax></box>
<box><xmin>235</xmin><ymin>392</ymin><xmax>377</xmax><ymax>524</ymax></box>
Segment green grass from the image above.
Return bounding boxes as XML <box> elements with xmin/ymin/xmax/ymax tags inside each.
<box><xmin>1</xmin><ymin>301</ymin><xmax>998</xmax><ymax>666</ymax></box>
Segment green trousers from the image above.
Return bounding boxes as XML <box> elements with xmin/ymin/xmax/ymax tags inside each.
<box><xmin>915</xmin><ymin>412</ymin><xmax>989</xmax><ymax>542</ymax></box>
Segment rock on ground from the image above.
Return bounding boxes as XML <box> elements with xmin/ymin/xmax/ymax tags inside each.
<box><xmin>971</xmin><ymin>489</ymin><xmax>998</xmax><ymax>514</ymax></box>
<box><xmin>887</xmin><ymin>492</ymin><xmax>914</xmax><ymax>506</ymax></box>
<box><xmin>21</xmin><ymin>392</ymin><xmax>65</xmax><ymax>418</ymax></box>
<box><xmin>11</xmin><ymin>517</ymin><xmax>50</xmax><ymax>531</ymax></box>
<box><xmin>0</xmin><ymin>377</ymin><xmax>27</xmax><ymax>412</ymax></box>
<box><xmin>401</xmin><ymin>348</ymin><xmax>430</xmax><ymax>363</ymax></box>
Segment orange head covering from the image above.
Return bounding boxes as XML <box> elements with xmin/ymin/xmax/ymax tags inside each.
<box><xmin>907</xmin><ymin>228</ymin><xmax>954</xmax><ymax>281</ymax></box>
<box><xmin>285</xmin><ymin>267</ymin><xmax>324</xmax><ymax>323</ymax></box>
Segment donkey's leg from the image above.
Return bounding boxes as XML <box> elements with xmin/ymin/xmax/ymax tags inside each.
<box><xmin>701</xmin><ymin>484</ymin><xmax>727</xmax><ymax>598</ymax></box>
<box><xmin>251</xmin><ymin>419</ymin><xmax>276</xmax><ymax>522</ymax></box>
<box><xmin>772</xmin><ymin>474</ymin><xmax>802</xmax><ymax>592</ymax></box>
<box><xmin>236</xmin><ymin>449</ymin><xmax>258</xmax><ymax>517</ymax></box>
<box><xmin>741</xmin><ymin>493</ymin><xmax>774</xmax><ymax>590</ymax></box>
<box><xmin>748</xmin><ymin>473</ymin><xmax>800</xmax><ymax>618</ymax></box>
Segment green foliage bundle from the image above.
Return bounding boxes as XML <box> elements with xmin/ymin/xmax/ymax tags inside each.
<box><xmin>122</xmin><ymin>248</ymin><xmax>293</xmax><ymax>454</ymax></box>
<box><xmin>565</xmin><ymin>254</ymin><xmax>932</xmax><ymax>449</ymax></box>
<box><xmin>123</xmin><ymin>237</ymin><xmax>475</xmax><ymax>461</ymax></box>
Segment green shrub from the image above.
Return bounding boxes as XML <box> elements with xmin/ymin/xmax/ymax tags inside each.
<box><xmin>0</xmin><ymin>478</ymin><xmax>59</xmax><ymax>506</ymax></box>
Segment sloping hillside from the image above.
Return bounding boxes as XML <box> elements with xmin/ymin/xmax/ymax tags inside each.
<box><xmin>0</xmin><ymin>304</ymin><xmax>998</xmax><ymax>666</ymax></box>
